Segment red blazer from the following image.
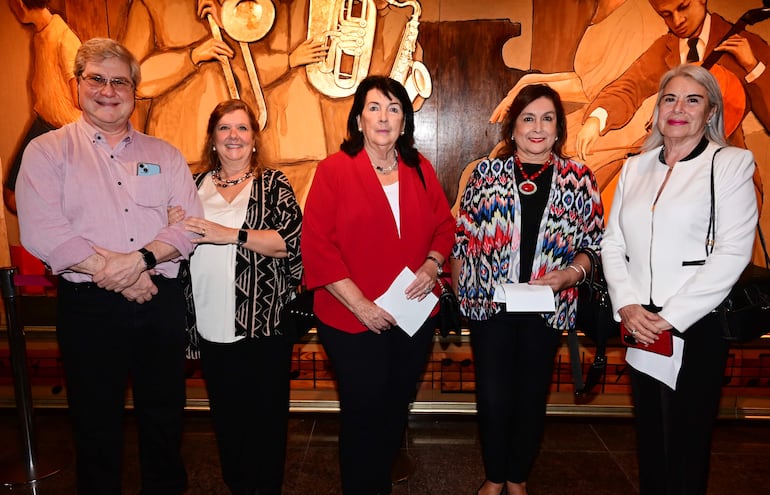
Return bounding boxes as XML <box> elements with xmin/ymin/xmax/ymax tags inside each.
<box><xmin>302</xmin><ymin>149</ymin><xmax>455</xmax><ymax>333</ymax></box>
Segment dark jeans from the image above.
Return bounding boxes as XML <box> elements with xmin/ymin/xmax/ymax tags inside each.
<box><xmin>56</xmin><ymin>277</ymin><xmax>188</xmax><ymax>495</ymax></box>
<box><xmin>631</xmin><ymin>313</ymin><xmax>729</xmax><ymax>495</ymax></box>
<box><xmin>199</xmin><ymin>335</ymin><xmax>293</xmax><ymax>495</ymax></box>
<box><xmin>318</xmin><ymin>318</ymin><xmax>435</xmax><ymax>495</ymax></box>
<box><xmin>470</xmin><ymin>313</ymin><xmax>561</xmax><ymax>484</ymax></box>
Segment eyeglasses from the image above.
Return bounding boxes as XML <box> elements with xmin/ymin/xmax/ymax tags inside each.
<box><xmin>80</xmin><ymin>74</ymin><xmax>134</xmax><ymax>92</ymax></box>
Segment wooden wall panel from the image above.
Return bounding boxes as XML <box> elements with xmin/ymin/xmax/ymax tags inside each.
<box><xmin>418</xmin><ymin>20</ymin><xmax>522</xmax><ymax>204</ymax></box>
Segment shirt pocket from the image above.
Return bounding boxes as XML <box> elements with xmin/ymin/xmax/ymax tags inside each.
<box><xmin>125</xmin><ymin>174</ymin><xmax>167</xmax><ymax>208</ymax></box>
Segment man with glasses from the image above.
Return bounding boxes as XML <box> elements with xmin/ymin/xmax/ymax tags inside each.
<box><xmin>16</xmin><ymin>37</ymin><xmax>203</xmax><ymax>495</ymax></box>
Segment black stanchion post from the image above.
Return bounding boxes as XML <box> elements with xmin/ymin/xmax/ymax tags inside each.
<box><xmin>0</xmin><ymin>266</ymin><xmax>62</xmax><ymax>489</ymax></box>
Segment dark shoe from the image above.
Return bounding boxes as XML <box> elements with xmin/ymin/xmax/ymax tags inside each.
<box><xmin>391</xmin><ymin>451</ymin><xmax>415</xmax><ymax>484</ymax></box>
<box><xmin>476</xmin><ymin>480</ymin><xmax>505</xmax><ymax>495</ymax></box>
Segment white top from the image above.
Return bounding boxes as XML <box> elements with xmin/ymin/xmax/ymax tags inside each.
<box><xmin>190</xmin><ymin>175</ymin><xmax>252</xmax><ymax>343</ymax></box>
<box><xmin>383</xmin><ymin>180</ymin><xmax>401</xmax><ymax>237</ymax></box>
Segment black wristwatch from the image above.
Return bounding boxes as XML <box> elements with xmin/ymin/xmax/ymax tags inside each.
<box><xmin>138</xmin><ymin>248</ymin><xmax>157</xmax><ymax>270</ymax></box>
<box><xmin>237</xmin><ymin>229</ymin><xmax>248</xmax><ymax>247</ymax></box>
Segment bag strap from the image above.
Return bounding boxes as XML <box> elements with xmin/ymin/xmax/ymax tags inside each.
<box><xmin>706</xmin><ymin>148</ymin><xmax>723</xmax><ymax>256</ymax></box>
<box><xmin>707</xmin><ymin>148</ymin><xmax>770</xmax><ymax>268</ymax></box>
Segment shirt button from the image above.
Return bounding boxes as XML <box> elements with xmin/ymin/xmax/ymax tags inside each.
<box><xmin>110</xmin><ymin>155</ymin><xmax>114</xmax><ymax>159</ymax></box>
<box><xmin>117</xmin><ymin>181</ymin><xmax>122</xmax><ymax>186</ymax></box>
<box><xmin>124</xmin><ymin>208</ymin><xmax>128</xmax><ymax>212</ymax></box>
<box><xmin>129</xmin><ymin>238</ymin><xmax>134</xmax><ymax>242</ymax></box>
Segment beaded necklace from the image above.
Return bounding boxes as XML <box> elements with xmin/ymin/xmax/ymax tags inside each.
<box><xmin>211</xmin><ymin>167</ymin><xmax>253</xmax><ymax>188</ymax></box>
<box><xmin>514</xmin><ymin>152</ymin><xmax>553</xmax><ymax>195</ymax></box>
<box><xmin>373</xmin><ymin>150</ymin><xmax>398</xmax><ymax>175</ymax></box>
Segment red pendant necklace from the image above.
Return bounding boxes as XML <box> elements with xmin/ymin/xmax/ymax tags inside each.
<box><xmin>514</xmin><ymin>153</ymin><xmax>553</xmax><ymax>195</ymax></box>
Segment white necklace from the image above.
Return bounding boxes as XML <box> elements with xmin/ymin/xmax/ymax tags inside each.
<box><xmin>373</xmin><ymin>151</ymin><xmax>398</xmax><ymax>174</ymax></box>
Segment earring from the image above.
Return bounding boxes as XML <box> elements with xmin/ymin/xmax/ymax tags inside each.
<box><xmin>212</xmin><ymin>145</ymin><xmax>216</xmax><ymax>151</ymax></box>
<box><xmin>554</xmin><ymin>136</ymin><xmax>558</xmax><ymax>141</ymax></box>
<box><xmin>252</xmin><ymin>146</ymin><xmax>256</xmax><ymax>152</ymax></box>
<box><xmin>358</xmin><ymin>126</ymin><xmax>362</xmax><ymax>132</ymax></box>
<box><xmin>400</xmin><ymin>129</ymin><xmax>405</xmax><ymax>136</ymax></box>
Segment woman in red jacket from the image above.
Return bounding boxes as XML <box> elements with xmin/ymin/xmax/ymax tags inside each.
<box><xmin>302</xmin><ymin>76</ymin><xmax>455</xmax><ymax>495</ymax></box>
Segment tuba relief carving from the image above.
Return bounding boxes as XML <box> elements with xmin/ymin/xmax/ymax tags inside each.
<box><xmin>306</xmin><ymin>0</ymin><xmax>431</xmax><ymax>102</ymax></box>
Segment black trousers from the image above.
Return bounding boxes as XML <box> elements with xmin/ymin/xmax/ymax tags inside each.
<box><xmin>199</xmin><ymin>335</ymin><xmax>293</xmax><ymax>495</ymax></box>
<box><xmin>470</xmin><ymin>313</ymin><xmax>561</xmax><ymax>484</ymax></box>
<box><xmin>317</xmin><ymin>318</ymin><xmax>435</xmax><ymax>495</ymax></box>
<box><xmin>56</xmin><ymin>277</ymin><xmax>188</xmax><ymax>495</ymax></box>
<box><xmin>631</xmin><ymin>313</ymin><xmax>729</xmax><ymax>495</ymax></box>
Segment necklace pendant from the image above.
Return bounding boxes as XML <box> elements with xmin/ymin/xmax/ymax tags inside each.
<box><xmin>518</xmin><ymin>180</ymin><xmax>537</xmax><ymax>195</ymax></box>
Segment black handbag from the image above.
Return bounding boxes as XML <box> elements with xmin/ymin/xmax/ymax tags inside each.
<box><xmin>436</xmin><ymin>277</ymin><xmax>462</xmax><ymax>338</ymax></box>
<box><xmin>279</xmin><ymin>289</ymin><xmax>316</xmax><ymax>344</ymax></box>
<box><xmin>572</xmin><ymin>247</ymin><xmax>620</xmax><ymax>396</ymax></box>
<box><xmin>707</xmin><ymin>150</ymin><xmax>770</xmax><ymax>343</ymax></box>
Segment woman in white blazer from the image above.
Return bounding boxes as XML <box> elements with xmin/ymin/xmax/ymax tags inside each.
<box><xmin>601</xmin><ymin>64</ymin><xmax>757</xmax><ymax>495</ymax></box>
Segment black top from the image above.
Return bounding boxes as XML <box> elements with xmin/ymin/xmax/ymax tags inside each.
<box><xmin>514</xmin><ymin>162</ymin><xmax>553</xmax><ymax>282</ymax></box>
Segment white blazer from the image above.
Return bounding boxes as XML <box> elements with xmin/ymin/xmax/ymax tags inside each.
<box><xmin>601</xmin><ymin>141</ymin><xmax>757</xmax><ymax>332</ymax></box>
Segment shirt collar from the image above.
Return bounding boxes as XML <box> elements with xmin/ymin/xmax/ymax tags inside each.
<box><xmin>679</xmin><ymin>12</ymin><xmax>711</xmax><ymax>63</ymax></box>
<box><xmin>77</xmin><ymin>117</ymin><xmax>135</xmax><ymax>146</ymax></box>
<box><xmin>658</xmin><ymin>137</ymin><xmax>710</xmax><ymax>163</ymax></box>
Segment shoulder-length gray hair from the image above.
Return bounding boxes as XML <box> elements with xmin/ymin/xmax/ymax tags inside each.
<box><xmin>643</xmin><ymin>64</ymin><xmax>728</xmax><ymax>152</ymax></box>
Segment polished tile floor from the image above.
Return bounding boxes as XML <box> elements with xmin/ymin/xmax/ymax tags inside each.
<box><xmin>1</xmin><ymin>409</ymin><xmax>769</xmax><ymax>494</ymax></box>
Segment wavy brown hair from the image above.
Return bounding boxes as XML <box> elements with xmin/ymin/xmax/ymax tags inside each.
<box><xmin>200</xmin><ymin>99</ymin><xmax>265</xmax><ymax>176</ymax></box>
<box><xmin>496</xmin><ymin>84</ymin><xmax>568</xmax><ymax>161</ymax></box>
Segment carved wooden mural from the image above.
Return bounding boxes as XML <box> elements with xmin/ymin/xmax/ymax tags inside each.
<box><xmin>3</xmin><ymin>0</ymin><xmax>770</xmax><ymax>258</ymax></box>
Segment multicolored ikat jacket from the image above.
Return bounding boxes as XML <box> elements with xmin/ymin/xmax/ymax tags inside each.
<box><xmin>452</xmin><ymin>155</ymin><xmax>604</xmax><ymax>330</ymax></box>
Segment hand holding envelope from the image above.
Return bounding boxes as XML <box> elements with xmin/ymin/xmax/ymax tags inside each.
<box><xmin>375</xmin><ymin>267</ymin><xmax>438</xmax><ymax>336</ymax></box>
<box><xmin>492</xmin><ymin>283</ymin><xmax>555</xmax><ymax>313</ymax></box>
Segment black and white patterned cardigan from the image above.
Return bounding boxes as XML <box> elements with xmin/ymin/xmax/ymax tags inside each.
<box><xmin>184</xmin><ymin>169</ymin><xmax>303</xmax><ymax>358</ymax></box>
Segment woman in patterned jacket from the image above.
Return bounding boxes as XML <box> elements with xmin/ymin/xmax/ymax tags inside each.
<box><xmin>451</xmin><ymin>84</ymin><xmax>604</xmax><ymax>495</ymax></box>
<box><xmin>175</xmin><ymin>99</ymin><xmax>302</xmax><ymax>495</ymax></box>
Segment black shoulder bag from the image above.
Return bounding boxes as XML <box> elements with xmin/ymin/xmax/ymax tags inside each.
<box><xmin>707</xmin><ymin>149</ymin><xmax>770</xmax><ymax>343</ymax></box>
<box><xmin>571</xmin><ymin>247</ymin><xmax>620</xmax><ymax>396</ymax></box>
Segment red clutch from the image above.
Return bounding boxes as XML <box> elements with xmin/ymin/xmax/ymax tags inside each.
<box><xmin>621</xmin><ymin>322</ymin><xmax>674</xmax><ymax>357</ymax></box>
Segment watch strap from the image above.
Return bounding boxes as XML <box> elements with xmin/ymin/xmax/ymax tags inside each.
<box><xmin>138</xmin><ymin>247</ymin><xmax>157</xmax><ymax>270</ymax></box>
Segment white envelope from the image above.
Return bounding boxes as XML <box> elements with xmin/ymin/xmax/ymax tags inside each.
<box><xmin>492</xmin><ymin>283</ymin><xmax>555</xmax><ymax>312</ymax></box>
<box><xmin>374</xmin><ymin>267</ymin><xmax>438</xmax><ymax>336</ymax></box>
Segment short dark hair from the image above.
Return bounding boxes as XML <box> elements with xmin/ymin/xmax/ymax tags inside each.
<box><xmin>201</xmin><ymin>99</ymin><xmax>264</xmax><ymax>176</ymax></box>
<box><xmin>22</xmin><ymin>0</ymin><xmax>50</xmax><ymax>9</ymax></box>
<box><xmin>340</xmin><ymin>76</ymin><xmax>420</xmax><ymax>167</ymax></box>
<box><xmin>496</xmin><ymin>84</ymin><xmax>568</xmax><ymax>160</ymax></box>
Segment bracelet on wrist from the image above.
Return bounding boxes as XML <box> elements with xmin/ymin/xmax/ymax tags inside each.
<box><xmin>567</xmin><ymin>264</ymin><xmax>587</xmax><ymax>285</ymax></box>
<box><xmin>425</xmin><ymin>255</ymin><xmax>443</xmax><ymax>276</ymax></box>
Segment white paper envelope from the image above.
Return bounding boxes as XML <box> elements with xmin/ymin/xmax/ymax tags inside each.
<box><xmin>492</xmin><ymin>283</ymin><xmax>555</xmax><ymax>312</ymax></box>
<box><xmin>374</xmin><ymin>267</ymin><xmax>438</xmax><ymax>336</ymax></box>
